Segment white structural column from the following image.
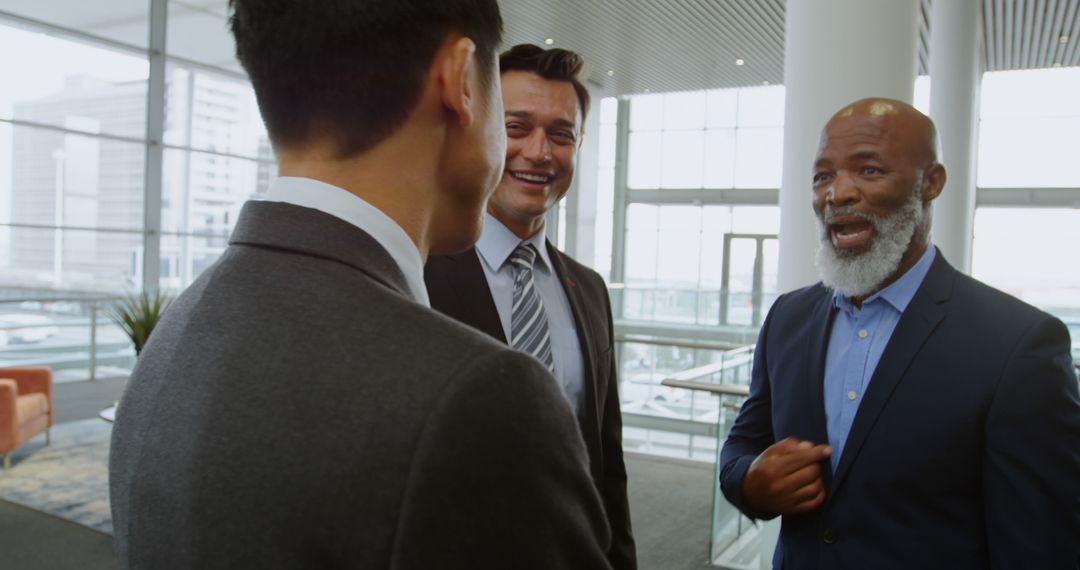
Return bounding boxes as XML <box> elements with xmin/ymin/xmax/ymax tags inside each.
<box><xmin>561</xmin><ymin>85</ymin><xmax>607</xmax><ymax>265</ymax></box>
<box><xmin>777</xmin><ymin>0</ymin><xmax>921</xmax><ymax>293</ymax></box>
<box><xmin>929</xmin><ymin>0</ymin><xmax>981</xmax><ymax>273</ymax></box>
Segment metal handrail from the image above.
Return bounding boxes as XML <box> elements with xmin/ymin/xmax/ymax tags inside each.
<box><xmin>0</xmin><ymin>294</ymin><xmax>131</xmax><ymax>381</ymax></box>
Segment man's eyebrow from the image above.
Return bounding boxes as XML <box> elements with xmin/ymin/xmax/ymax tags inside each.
<box><xmin>849</xmin><ymin>150</ymin><xmax>885</xmax><ymax>162</ymax></box>
<box><xmin>505</xmin><ymin>110</ymin><xmax>533</xmax><ymax>119</ymax></box>
<box><xmin>813</xmin><ymin>157</ymin><xmax>832</xmax><ymax>169</ymax></box>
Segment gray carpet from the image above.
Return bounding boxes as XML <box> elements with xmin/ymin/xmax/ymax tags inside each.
<box><xmin>626</xmin><ymin>452</ymin><xmax>715</xmax><ymax>569</ymax></box>
<box><xmin>0</xmin><ymin>418</ymin><xmax>112</xmax><ymax>533</ymax></box>
<box><xmin>0</xmin><ymin>418</ymin><xmax>718</xmax><ymax>569</ymax></box>
<box><xmin>0</xmin><ymin>498</ymin><xmax>116</xmax><ymax>570</ymax></box>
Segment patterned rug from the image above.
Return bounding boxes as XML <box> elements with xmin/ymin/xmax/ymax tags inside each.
<box><xmin>0</xmin><ymin>419</ymin><xmax>112</xmax><ymax>534</ymax></box>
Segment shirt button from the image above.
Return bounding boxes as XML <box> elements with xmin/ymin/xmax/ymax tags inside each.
<box><xmin>858</xmin><ymin>329</ymin><xmax>868</xmax><ymax>339</ymax></box>
<box><xmin>847</xmin><ymin>391</ymin><xmax>857</xmax><ymax>400</ymax></box>
<box><xmin>823</xmin><ymin>529</ymin><xmax>837</xmax><ymax>544</ymax></box>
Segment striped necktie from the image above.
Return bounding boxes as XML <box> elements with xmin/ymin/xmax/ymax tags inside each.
<box><xmin>509</xmin><ymin>244</ymin><xmax>555</xmax><ymax>372</ymax></box>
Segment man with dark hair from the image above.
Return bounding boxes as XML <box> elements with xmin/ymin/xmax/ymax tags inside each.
<box><xmin>426</xmin><ymin>44</ymin><xmax>636</xmax><ymax>569</ymax></box>
<box><xmin>110</xmin><ymin>4</ymin><xmax>612</xmax><ymax>568</ymax></box>
<box><xmin>720</xmin><ymin>98</ymin><xmax>1080</xmax><ymax>568</ymax></box>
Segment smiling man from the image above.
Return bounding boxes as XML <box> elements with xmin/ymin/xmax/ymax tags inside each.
<box><xmin>425</xmin><ymin>44</ymin><xmax>636</xmax><ymax>569</ymax></box>
<box><xmin>719</xmin><ymin>98</ymin><xmax>1080</xmax><ymax>569</ymax></box>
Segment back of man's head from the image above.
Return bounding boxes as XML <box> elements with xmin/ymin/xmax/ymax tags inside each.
<box><xmin>499</xmin><ymin>44</ymin><xmax>590</xmax><ymax>125</ymax></box>
<box><xmin>230</xmin><ymin>0</ymin><xmax>503</xmax><ymax>158</ymax></box>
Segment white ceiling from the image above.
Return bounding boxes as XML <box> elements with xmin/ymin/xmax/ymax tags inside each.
<box><xmin>1</xmin><ymin>0</ymin><xmax>1077</xmax><ymax>94</ymax></box>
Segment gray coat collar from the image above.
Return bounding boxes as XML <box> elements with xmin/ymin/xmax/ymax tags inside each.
<box><xmin>229</xmin><ymin>200</ymin><xmax>411</xmax><ymax>299</ymax></box>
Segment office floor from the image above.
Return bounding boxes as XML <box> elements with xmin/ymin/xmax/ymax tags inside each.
<box><xmin>10</xmin><ymin>379</ymin><xmax>718</xmax><ymax>570</ymax></box>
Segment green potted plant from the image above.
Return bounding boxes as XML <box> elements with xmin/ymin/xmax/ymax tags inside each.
<box><xmin>109</xmin><ymin>290</ymin><xmax>173</xmax><ymax>356</ymax></box>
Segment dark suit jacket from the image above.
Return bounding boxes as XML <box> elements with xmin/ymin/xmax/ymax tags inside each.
<box><xmin>720</xmin><ymin>251</ymin><xmax>1080</xmax><ymax>569</ymax></box>
<box><xmin>426</xmin><ymin>242</ymin><xmax>637</xmax><ymax>569</ymax></box>
<box><xmin>110</xmin><ymin>201</ymin><xmax>613</xmax><ymax>569</ymax></box>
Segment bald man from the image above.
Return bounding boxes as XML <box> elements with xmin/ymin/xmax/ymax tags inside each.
<box><xmin>719</xmin><ymin>98</ymin><xmax>1080</xmax><ymax>569</ymax></box>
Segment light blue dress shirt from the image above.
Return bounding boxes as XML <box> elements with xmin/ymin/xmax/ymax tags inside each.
<box><xmin>823</xmin><ymin>245</ymin><xmax>937</xmax><ymax>472</ymax></box>
<box><xmin>475</xmin><ymin>214</ymin><xmax>586</xmax><ymax>416</ymax></box>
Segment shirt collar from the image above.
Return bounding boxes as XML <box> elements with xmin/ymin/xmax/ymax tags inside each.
<box><xmin>476</xmin><ymin>213</ymin><xmax>552</xmax><ymax>273</ymax></box>
<box><xmin>833</xmin><ymin>245</ymin><xmax>937</xmax><ymax>314</ymax></box>
<box><xmin>259</xmin><ymin>176</ymin><xmax>430</xmax><ymax>307</ymax></box>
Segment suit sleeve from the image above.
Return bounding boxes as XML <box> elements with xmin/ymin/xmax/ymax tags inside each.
<box><xmin>983</xmin><ymin>315</ymin><xmax>1080</xmax><ymax>569</ymax></box>
<box><xmin>390</xmin><ymin>349</ymin><xmax>613</xmax><ymax>570</ymax></box>
<box><xmin>598</xmin><ymin>286</ymin><xmax>637</xmax><ymax>570</ymax></box>
<box><xmin>718</xmin><ymin>294</ymin><xmax>784</xmax><ymax>521</ymax></box>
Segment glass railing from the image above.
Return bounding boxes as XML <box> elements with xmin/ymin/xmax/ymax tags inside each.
<box><xmin>0</xmin><ymin>290</ymin><xmax>135</xmax><ymax>382</ymax></box>
<box><xmin>609</xmin><ymin>284</ymin><xmax>779</xmax><ymax>330</ymax></box>
<box><xmin>652</xmin><ymin>350</ymin><xmax>761</xmax><ymax>568</ymax></box>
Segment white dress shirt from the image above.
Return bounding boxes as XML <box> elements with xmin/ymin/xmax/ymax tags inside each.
<box><xmin>475</xmin><ymin>213</ymin><xmax>585</xmax><ymax>416</ymax></box>
<box><xmin>259</xmin><ymin>176</ymin><xmax>430</xmax><ymax>307</ymax></box>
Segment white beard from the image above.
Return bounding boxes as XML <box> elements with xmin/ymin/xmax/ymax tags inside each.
<box><xmin>815</xmin><ymin>189</ymin><xmax>924</xmax><ymax>298</ymax></box>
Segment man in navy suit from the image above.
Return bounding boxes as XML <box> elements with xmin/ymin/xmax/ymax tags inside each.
<box><xmin>720</xmin><ymin>97</ymin><xmax>1080</xmax><ymax>569</ymax></box>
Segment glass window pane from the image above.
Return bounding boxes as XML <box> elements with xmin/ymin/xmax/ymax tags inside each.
<box><xmin>731</xmin><ymin>206</ymin><xmax>780</xmax><ymax>234</ymax></box>
<box><xmin>167</xmin><ymin>1</ymin><xmax>243</xmax><ymax>74</ymax></box>
<box><xmin>657</xmin><ymin>206</ymin><xmax>702</xmax><ymax>286</ymax></box>
<box><xmin>660</xmin><ymin>130</ymin><xmax>704</xmax><ymax>188</ymax></box>
<box><xmin>725</xmin><ymin>239</ymin><xmax>758</xmax><ymax>325</ymax></box>
<box><xmin>0</xmin><ymin>1</ymin><xmax>149</xmax><ymax>48</ymax></box>
<box><xmin>736</xmin><ymin>85</ymin><xmax>785</xmax><ymax>127</ymax></box>
<box><xmin>630</xmin><ymin>94</ymin><xmax>664</xmax><ymax>132</ymax></box>
<box><xmin>981</xmin><ymin>68</ymin><xmax>1080</xmax><ymax>119</ymax></box>
<box><xmin>162</xmin><ymin>148</ymin><xmax>275</xmax><ymax>236</ymax></box>
<box><xmin>625</xmin><ymin>204</ymin><xmax>658</xmax><ymax>284</ymax></box>
<box><xmin>704</xmin><ymin>129</ymin><xmax>736</xmax><ymax>189</ymax></box>
<box><xmin>0</xmin><ymin>23</ymin><xmax>148</xmax><ymax>139</ymax></box>
<box><xmin>706</xmin><ymin>89</ymin><xmax>738</xmax><ymax>129</ymax></box>
<box><xmin>662</xmin><ymin>91</ymin><xmax>707</xmax><ymax>130</ymax></box>
<box><xmin>628</xmin><ymin>131</ymin><xmax>661</xmax><ymax>189</ymax></box>
<box><xmin>164</xmin><ymin>64</ymin><xmax>271</xmax><ymax>160</ymax></box>
<box><xmin>734</xmin><ymin>127</ymin><xmax>783</xmax><ymax>188</ymax></box>
<box><xmin>972</xmin><ymin>208</ymin><xmax>1080</xmax><ymax>312</ymax></box>
<box><xmin>0</xmin><ymin>226</ymin><xmax>142</xmax><ymax>292</ymax></box>
<box><xmin>0</xmin><ymin>123</ymin><xmax>145</xmax><ymax>229</ymax></box>
<box><xmin>160</xmin><ymin>233</ymin><xmax>229</xmax><ymax>292</ymax></box>
<box><xmin>977</xmin><ymin>117</ymin><xmax>1080</xmax><ymax>187</ymax></box>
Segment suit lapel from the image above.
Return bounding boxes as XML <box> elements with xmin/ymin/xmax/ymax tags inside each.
<box><xmin>806</xmin><ymin>290</ymin><xmax>836</xmax><ymax>489</ymax></box>
<box><xmin>829</xmin><ymin>253</ymin><xmax>954</xmax><ymax>493</ymax></box>
<box><xmin>440</xmin><ymin>250</ymin><xmax>507</xmax><ymax>344</ymax></box>
<box><xmin>546</xmin><ymin>242</ymin><xmax>602</xmax><ymax>446</ymax></box>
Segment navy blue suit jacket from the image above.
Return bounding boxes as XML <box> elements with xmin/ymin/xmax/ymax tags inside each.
<box><xmin>720</xmin><ymin>251</ymin><xmax>1080</xmax><ymax>569</ymax></box>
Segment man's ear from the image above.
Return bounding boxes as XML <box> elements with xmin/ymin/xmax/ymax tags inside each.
<box><xmin>922</xmin><ymin>163</ymin><xmax>946</xmax><ymax>203</ymax></box>
<box><xmin>437</xmin><ymin>36</ymin><xmax>479</xmax><ymax>128</ymax></box>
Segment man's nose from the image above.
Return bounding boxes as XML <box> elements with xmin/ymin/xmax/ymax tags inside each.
<box><xmin>522</xmin><ymin>131</ymin><xmax>552</xmax><ymax>163</ymax></box>
<box><xmin>827</xmin><ymin>171</ymin><xmax>860</xmax><ymax>207</ymax></box>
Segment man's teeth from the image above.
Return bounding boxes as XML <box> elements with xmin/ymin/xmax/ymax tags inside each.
<box><xmin>512</xmin><ymin>172</ymin><xmax>551</xmax><ymax>183</ymax></box>
<box><xmin>835</xmin><ymin>229</ymin><xmax>868</xmax><ymax>240</ymax></box>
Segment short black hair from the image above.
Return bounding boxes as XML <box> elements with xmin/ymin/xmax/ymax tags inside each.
<box><xmin>229</xmin><ymin>0</ymin><xmax>503</xmax><ymax>157</ymax></box>
<box><xmin>499</xmin><ymin>44</ymin><xmax>590</xmax><ymax>125</ymax></box>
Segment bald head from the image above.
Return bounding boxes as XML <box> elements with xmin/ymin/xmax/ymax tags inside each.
<box><xmin>824</xmin><ymin>97</ymin><xmax>940</xmax><ymax>166</ymax></box>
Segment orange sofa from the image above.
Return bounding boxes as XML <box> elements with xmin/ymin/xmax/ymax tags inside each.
<box><xmin>0</xmin><ymin>367</ymin><xmax>53</xmax><ymax>470</ymax></box>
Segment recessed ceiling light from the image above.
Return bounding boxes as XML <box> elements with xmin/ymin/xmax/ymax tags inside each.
<box><xmin>607</xmin><ymin>69</ymin><xmax>615</xmax><ymax>76</ymax></box>
<box><xmin>762</xmin><ymin>80</ymin><xmax>770</xmax><ymax>85</ymax></box>
<box><xmin>544</xmin><ymin>38</ymin><xmax>554</xmax><ymax>45</ymax></box>
<box><xmin>644</xmin><ymin>88</ymin><xmax>651</xmax><ymax>93</ymax></box>
<box><xmin>735</xmin><ymin>58</ymin><xmax>745</xmax><ymax>66</ymax></box>
<box><xmin>1061</xmin><ymin>35</ymin><xmax>1070</xmax><ymax>44</ymax></box>
<box><xmin>1053</xmin><ymin>62</ymin><xmax>1063</xmax><ymax>67</ymax></box>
